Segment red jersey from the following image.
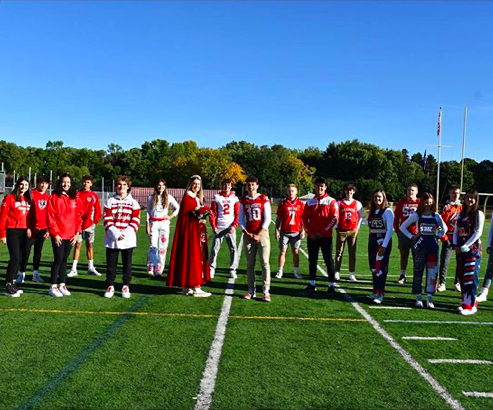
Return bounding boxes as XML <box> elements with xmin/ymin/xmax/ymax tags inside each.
<box><xmin>78</xmin><ymin>190</ymin><xmax>102</xmax><ymax>230</ymax></box>
<box><xmin>47</xmin><ymin>193</ymin><xmax>84</xmax><ymax>240</ymax></box>
<box><xmin>276</xmin><ymin>197</ymin><xmax>304</xmax><ymax>233</ymax></box>
<box><xmin>394</xmin><ymin>198</ymin><xmax>420</xmax><ymax>235</ymax></box>
<box><xmin>337</xmin><ymin>199</ymin><xmax>363</xmax><ymax>232</ymax></box>
<box><xmin>240</xmin><ymin>194</ymin><xmax>271</xmax><ymax>234</ymax></box>
<box><xmin>31</xmin><ymin>189</ymin><xmax>49</xmax><ymax>230</ymax></box>
<box><xmin>302</xmin><ymin>194</ymin><xmax>339</xmax><ymax>238</ymax></box>
<box><xmin>0</xmin><ymin>194</ymin><xmax>33</xmax><ymax>238</ymax></box>
<box><xmin>440</xmin><ymin>201</ymin><xmax>463</xmax><ymax>242</ymax></box>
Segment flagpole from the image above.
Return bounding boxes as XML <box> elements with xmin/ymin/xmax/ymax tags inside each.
<box><xmin>460</xmin><ymin>106</ymin><xmax>467</xmax><ymax>193</ymax></box>
<box><xmin>436</xmin><ymin>107</ymin><xmax>442</xmax><ymax>204</ymax></box>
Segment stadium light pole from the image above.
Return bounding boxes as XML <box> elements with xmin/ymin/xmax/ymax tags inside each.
<box><xmin>436</xmin><ymin>107</ymin><xmax>442</xmax><ymax>204</ymax></box>
<box><xmin>460</xmin><ymin>106</ymin><xmax>467</xmax><ymax>193</ymax></box>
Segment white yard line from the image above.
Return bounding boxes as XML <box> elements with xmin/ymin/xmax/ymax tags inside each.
<box><xmin>462</xmin><ymin>392</ymin><xmax>493</xmax><ymax>398</ymax></box>
<box><xmin>298</xmin><ymin>251</ymin><xmax>465</xmax><ymax>410</ymax></box>
<box><xmin>385</xmin><ymin>320</ymin><xmax>493</xmax><ymax>326</ymax></box>
<box><xmin>194</xmin><ymin>277</ymin><xmax>235</xmax><ymax>410</ymax></box>
<box><xmin>369</xmin><ymin>306</ymin><xmax>412</xmax><ymax>310</ymax></box>
<box><xmin>429</xmin><ymin>359</ymin><xmax>493</xmax><ymax>365</ymax></box>
<box><xmin>403</xmin><ymin>337</ymin><xmax>458</xmax><ymax>341</ymax></box>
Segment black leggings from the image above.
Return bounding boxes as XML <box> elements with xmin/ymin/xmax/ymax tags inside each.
<box><xmin>30</xmin><ymin>229</ymin><xmax>48</xmax><ymax>271</ymax></box>
<box><xmin>5</xmin><ymin>229</ymin><xmax>31</xmax><ymax>283</ymax></box>
<box><xmin>51</xmin><ymin>238</ymin><xmax>73</xmax><ymax>285</ymax></box>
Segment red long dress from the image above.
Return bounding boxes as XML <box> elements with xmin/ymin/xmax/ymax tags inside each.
<box><xmin>166</xmin><ymin>191</ymin><xmax>211</xmax><ymax>288</ymax></box>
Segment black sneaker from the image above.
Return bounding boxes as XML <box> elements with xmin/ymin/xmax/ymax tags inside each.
<box><xmin>304</xmin><ymin>284</ymin><xmax>317</xmax><ymax>292</ymax></box>
<box><xmin>327</xmin><ymin>285</ymin><xmax>336</xmax><ymax>294</ymax></box>
<box><xmin>5</xmin><ymin>282</ymin><xmax>20</xmax><ymax>298</ymax></box>
<box><xmin>397</xmin><ymin>274</ymin><xmax>407</xmax><ymax>284</ymax></box>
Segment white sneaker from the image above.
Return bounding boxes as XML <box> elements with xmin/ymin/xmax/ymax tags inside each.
<box><xmin>460</xmin><ymin>306</ymin><xmax>477</xmax><ymax>316</ymax></box>
<box><xmin>104</xmin><ymin>286</ymin><xmax>115</xmax><ymax>298</ymax></box>
<box><xmin>348</xmin><ymin>273</ymin><xmax>357</xmax><ymax>282</ymax></box>
<box><xmin>275</xmin><ymin>271</ymin><xmax>283</xmax><ymax>279</ymax></box>
<box><xmin>426</xmin><ymin>294</ymin><xmax>435</xmax><ymax>309</ymax></box>
<box><xmin>457</xmin><ymin>304</ymin><xmax>464</xmax><ymax>312</ymax></box>
<box><xmin>67</xmin><ymin>269</ymin><xmax>78</xmax><ymax>278</ymax></box>
<box><xmin>477</xmin><ymin>288</ymin><xmax>489</xmax><ymax>303</ymax></box>
<box><xmin>230</xmin><ymin>271</ymin><xmax>237</xmax><ymax>279</ymax></box>
<box><xmin>397</xmin><ymin>274</ymin><xmax>407</xmax><ymax>285</ymax></box>
<box><xmin>210</xmin><ymin>268</ymin><xmax>215</xmax><ymax>279</ymax></box>
<box><xmin>32</xmin><ymin>272</ymin><xmax>44</xmax><ymax>283</ymax></box>
<box><xmin>293</xmin><ymin>271</ymin><xmax>303</xmax><ymax>279</ymax></box>
<box><xmin>88</xmin><ymin>267</ymin><xmax>102</xmax><ymax>276</ymax></box>
<box><xmin>49</xmin><ymin>286</ymin><xmax>63</xmax><ymax>298</ymax></box>
<box><xmin>122</xmin><ymin>285</ymin><xmax>131</xmax><ymax>299</ymax></box>
<box><xmin>415</xmin><ymin>295</ymin><xmax>424</xmax><ymax>308</ymax></box>
<box><xmin>373</xmin><ymin>294</ymin><xmax>383</xmax><ymax>304</ymax></box>
<box><xmin>454</xmin><ymin>282</ymin><xmax>461</xmax><ymax>292</ymax></box>
<box><xmin>437</xmin><ymin>283</ymin><xmax>446</xmax><ymax>292</ymax></box>
<box><xmin>335</xmin><ymin>272</ymin><xmax>340</xmax><ymax>281</ymax></box>
<box><xmin>182</xmin><ymin>287</ymin><xmax>193</xmax><ymax>296</ymax></box>
<box><xmin>193</xmin><ymin>288</ymin><xmax>212</xmax><ymax>297</ymax></box>
<box><xmin>16</xmin><ymin>272</ymin><xmax>26</xmax><ymax>284</ymax></box>
<box><xmin>59</xmin><ymin>284</ymin><xmax>71</xmax><ymax>296</ymax></box>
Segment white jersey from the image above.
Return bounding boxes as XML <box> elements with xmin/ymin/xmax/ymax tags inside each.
<box><xmin>146</xmin><ymin>194</ymin><xmax>179</xmax><ymax>225</ymax></box>
<box><xmin>212</xmin><ymin>192</ymin><xmax>239</xmax><ymax>231</ymax></box>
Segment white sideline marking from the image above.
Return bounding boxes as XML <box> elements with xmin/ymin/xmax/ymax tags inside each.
<box><xmin>403</xmin><ymin>337</ymin><xmax>458</xmax><ymax>341</ymax></box>
<box><xmin>369</xmin><ymin>306</ymin><xmax>412</xmax><ymax>310</ymax></box>
<box><xmin>429</xmin><ymin>359</ymin><xmax>493</xmax><ymax>365</ymax></box>
<box><xmin>298</xmin><ymin>252</ymin><xmax>464</xmax><ymax>410</ymax></box>
<box><xmin>462</xmin><ymin>392</ymin><xmax>493</xmax><ymax>398</ymax></box>
<box><xmin>352</xmin><ymin>286</ymin><xmax>374</xmax><ymax>290</ymax></box>
<box><xmin>194</xmin><ymin>277</ymin><xmax>235</xmax><ymax>410</ymax></box>
<box><xmin>385</xmin><ymin>320</ymin><xmax>493</xmax><ymax>326</ymax></box>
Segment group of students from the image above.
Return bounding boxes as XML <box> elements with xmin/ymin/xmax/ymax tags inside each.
<box><xmin>1</xmin><ymin>173</ymin><xmax>492</xmax><ymax>315</ymax></box>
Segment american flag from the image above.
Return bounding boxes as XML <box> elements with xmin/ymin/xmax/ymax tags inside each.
<box><xmin>437</xmin><ymin>107</ymin><xmax>442</xmax><ymax>137</ymax></box>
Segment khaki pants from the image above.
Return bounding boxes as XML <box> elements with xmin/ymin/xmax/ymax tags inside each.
<box><xmin>243</xmin><ymin>232</ymin><xmax>271</xmax><ymax>294</ymax></box>
<box><xmin>335</xmin><ymin>229</ymin><xmax>359</xmax><ymax>273</ymax></box>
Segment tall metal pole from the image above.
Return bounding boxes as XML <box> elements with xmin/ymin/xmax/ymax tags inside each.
<box><xmin>460</xmin><ymin>106</ymin><xmax>468</xmax><ymax>193</ymax></box>
<box><xmin>28</xmin><ymin>167</ymin><xmax>31</xmax><ymax>184</ymax></box>
<box><xmin>436</xmin><ymin>107</ymin><xmax>442</xmax><ymax>204</ymax></box>
<box><xmin>49</xmin><ymin>170</ymin><xmax>53</xmax><ymax>194</ymax></box>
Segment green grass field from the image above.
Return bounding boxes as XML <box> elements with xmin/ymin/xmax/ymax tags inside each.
<box><xmin>1</xmin><ymin>211</ymin><xmax>492</xmax><ymax>410</ymax></box>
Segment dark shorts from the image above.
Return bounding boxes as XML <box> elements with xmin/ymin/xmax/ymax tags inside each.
<box><xmin>397</xmin><ymin>230</ymin><xmax>413</xmax><ymax>251</ymax></box>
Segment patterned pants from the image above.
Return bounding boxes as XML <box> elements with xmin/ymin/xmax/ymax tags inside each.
<box><xmin>369</xmin><ymin>235</ymin><xmax>392</xmax><ymax>294</ymax></box>
<box><xmin>147</xmin><ymin>221</ymin><xmax>170</xmax><ymax>274</ymax></box>
<box><xmin>412</xmin><ymin>238</ymin><xmax>439</xmax><ymax>295</ymax></box>
<box><xmin>457</xmin><ymin>247</ymin><xmax>482</xmax><ymax>309</ymax></box>
<box><xmin>481</xmin><ymin>250</ymin><xmax>493</xmax><ymax>289</ymax></box>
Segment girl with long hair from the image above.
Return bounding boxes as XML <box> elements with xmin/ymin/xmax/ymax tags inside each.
<box><xmin>454</xmin><ymin>189</ymin><xmax>485</xmax><ymax>315</ymax></box>
<box><xmin>166</xmin><ymin>175</ymin><xmax>212</xmax><ymax>297</ymax></box>
<box><xmin>47</xmin><ymin>173</ymin><xmax>83</xmax><ymax>297</ymax></box>
<box><xmin>146</xmin><ymin>179</ymin><xmax>179</xmax><ymax>277</ymax></box>
<box><xmin>0</xmin><ymin>177</ymin><xmax>33</xmax><ymax>297</ymax></box>
<box><xmin>400</xmin><ymin>192</ymin><xmax>447</xmax><ymax>309</ymax></box>
<box><xmin>366</xmin><ymin>190</ymin><xmax>394</xmax><ymax>304</ymax></box>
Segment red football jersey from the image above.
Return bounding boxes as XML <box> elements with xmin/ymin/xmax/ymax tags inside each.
<box><xmin>394</xmin><ymin>198</ymin><xmax>420</xmax><ymax>235</ymax></box>
<box><xmin>337</xmin><ymin>199</ymin><xmax>363</xmax><ymax>232</ymax></box>
<box><xmin>240</xmin><ymin>194</ymin><xmax>269</xmax><ymax>234</ymax></box>
<box><xmin>276</xmin><ymin>197</ymin><xmax>304</xmax><ymax>233</ymax></box>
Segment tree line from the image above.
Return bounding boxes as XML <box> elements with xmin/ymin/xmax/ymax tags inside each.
<box><xmin>1</xmin><ymin>138</ymin><xmax>492</xmax><ymax>203</ymax></box>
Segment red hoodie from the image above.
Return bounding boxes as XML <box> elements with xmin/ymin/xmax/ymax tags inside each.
<box><xmin>47</xmin><ymin>192</ymin><xmax>84</xmax><ymax>240</ymax></box>
<box><xmin>31</xmin><ymin>189</ymin><xmax>50</xmax><ymax>230</ymax></box>
<box><xmin>302</xmin><ymin>193</ymin><xmax>339</xmax><ymax>238</ymax></box>
<box><xmin>0</xmin><ymin>194</ymin><xmax>33</xmax><ymax>238</ymax></box>
<box><xmin>78</xmin><ymin>190</ymin><xmax>102</xmax><ymax>230</ymax></box>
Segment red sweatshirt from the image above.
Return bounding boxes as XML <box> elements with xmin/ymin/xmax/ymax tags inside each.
<box><xmin>78</xmin><ymin>190</ymin><xmax>102</xmax><ymax>230</ymax></box>
<box><xmin>47</xmin><ymin>193</ymin><xmax>84</xmax><ymax>240</ymax></box>
<box><xmin>0</xmin><ymin>194</ymin><xmax>33</xmax><ymax>238</ymax></box>
<box><xmin>31</xmin><ymin>189</ymin><xmax>50</xmax><ymax>230</ymax></box>
<box><xmin>302</xmin><ymin>193</ymin><xmax>339</xmax><ymax>238</ymax></box>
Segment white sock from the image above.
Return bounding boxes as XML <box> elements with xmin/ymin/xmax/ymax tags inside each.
<box><xmin>329</xmin><ymin>282</ymin><xmax>335</xmax><ymax>287</ymax></box>
<box><xmin>33</xmin><ymin>270</ymin><xmax>39</xmax><ymax>275</ymax></box>
<box><xmin>349</xmin><ymin>271</ymin><xmax>355</xmax><ymax>275</ymax></box>
<box><xmin>401</xmin><ymin>270</ymin><xmax>406</xmax><ymax>276</ymax></box>
<box><xmin>310</xmin><ymin>280</ymin><xmax>316</xmax><ymax>286</ymax></box>
<box><xmin>72</xmin><ymin>260</ymin><xmax>78</xmax><ymax>270</ymax></box>
<box><xmin>294</xmin><ymin>267</ymin><xmax>300</xmax><ymax>274</ymax></box>
<box><xmin>51</xmin><ymin>284</ymin><xmax>57</xmax><ymax>289</ymax></box>
<box><xmin>278</xmin><ymin>268</ymin><xmax>283</xmax><ymax>274</ymax></box>
<box><xmin>60</xmin><ymin>283</ymin><xmax>65</xmax><ymax>287</ymax></box>
<box><xmin>88</xmin><ymin>260</ymin><xmax>94</xmax><ymax>270</ymax></box>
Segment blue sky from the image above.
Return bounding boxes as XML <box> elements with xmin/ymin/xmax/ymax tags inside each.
<box><xmin>0</xmin><ymin>1</ymin><xmax>492</xmax><ymax>162</ymax></box>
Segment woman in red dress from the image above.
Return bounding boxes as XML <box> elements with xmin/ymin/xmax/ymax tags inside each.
<box><xmin>166</xmin><ymin>175</ymin><xmax>212</xmax><ymax>297</ymax></box>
